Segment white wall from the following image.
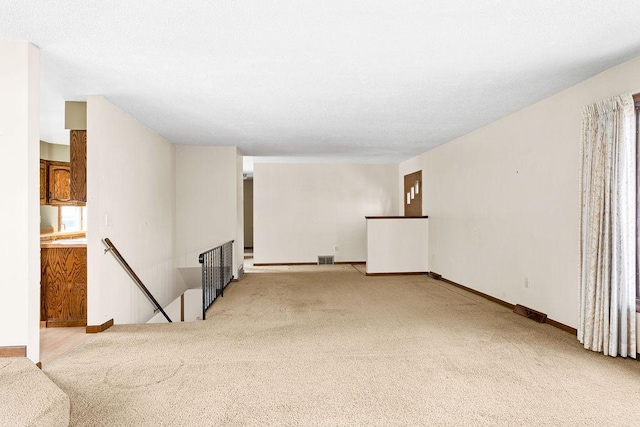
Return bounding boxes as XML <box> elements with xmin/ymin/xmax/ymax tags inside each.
<box><xmin>236</xmin><ymin>150</ymin><xmax>244</xmax><ymax>271</ymax></box>
<box><xmin>147</xmin><ymin>289</ymin><xmax>202</xmax><ymax>323</ymax></box>
<box><xmin>175</xmin><ymin>146</ymin><xmax>243</xmax><ymax>283</ymax></box>
<box><xmin>254</xmin><ymin>163</ymin><xmax>398</xmax><ymax>264</ymax></box>
<box><xmin>400</xmin><ymin>55</ymin><xmax>640</xmax><ymax>328</ymax></box>
<box><xmin>87</xmin><ymin>95</ymin><xmax>184</xmax><ymax>326</ymax></box>
<box><xmin>39</xmin><ymin>140</ymin><xmax>69</xmax><ymax>162</ymax></box>
<box><xmin>39</xmin><ymin>206</ymin><xmax>58</xmax><ymax>231</ymax></box>
<box><xmin>146</xmin><ymin>295</ymin><xmax>181</xmax><ymax>324</ymax></box>
<box><xmin>0</xmin><ymin>41</ymin><xmax>40</xmax><ymax>362</ymax></box>
<box><xmin>183</xmin><ymin>288</ymin><xmax>203</xmax><ymax>322</ymax></box>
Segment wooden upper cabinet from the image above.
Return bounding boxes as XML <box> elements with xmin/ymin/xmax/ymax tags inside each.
<box><xmin>40</xmin><ymin>159</ymin><xmax>47</xmax><ymax>205</ymax></box>
<box><xmin>47</xmin><ymin>161</ymin><xmax>73</xmax><ymax>205</ymax></box>
<box><xmin>70</xmin><ymin>130</ymin><xmax>87</xmax><ymax>203</ymax></box>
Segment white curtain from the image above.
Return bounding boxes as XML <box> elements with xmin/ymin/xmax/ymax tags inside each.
<box><xmin>579</xmin><ymin>93</ymin><xmax>636</xmax><ymax>359</ymax></box>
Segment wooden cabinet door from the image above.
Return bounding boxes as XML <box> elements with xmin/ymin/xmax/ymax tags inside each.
<box><xmin>47</xmin><ymin>162</ymin><xmax>73</xmax><ymax>205</ymax></box>
<box><xmin>70</xmin><ymin>130</ymin><xmax>87</xmax><ymax>203</ymax></box>
<box><xmin>41</xmin><ymin>247</ymin><xmax>87</xmax><ymax>327</ymax></box>
<box><xmin>40</xmin><ymin>159</ymin><xmax>47</xmax><ymax>205</ymax></box>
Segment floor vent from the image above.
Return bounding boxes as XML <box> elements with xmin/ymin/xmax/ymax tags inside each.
<box><xmin>513</xmin><ymin>304</ymin><xmax>547</xmax><ymax>323</ymax></box>
<box><xmin>318</xmin><ymin>255</ymin><xmax>335</xmax><ymax>265</ymax></box>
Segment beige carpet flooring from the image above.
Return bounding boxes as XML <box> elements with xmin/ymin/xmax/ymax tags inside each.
<box><xmin>0</xmin><ymin>357</ymin><xmax>69</xmax><ymax>426</ymax></box>
<box><xmin>45</xmin><ymin>265</ymin><xmax>640</xmax><ymax>426</ymax></box>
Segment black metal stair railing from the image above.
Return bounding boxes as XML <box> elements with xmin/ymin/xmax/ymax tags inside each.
<box><xmin>102</xmin><ymin>238</ymin><xmax>172</xmax><ymax>322</ymax></box>
<box><xmin>199</xmin><ymin>240</ymin><xmax>234</xmax><ymax>320</ymax></box>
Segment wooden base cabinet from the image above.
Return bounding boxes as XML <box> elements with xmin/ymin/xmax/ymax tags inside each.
<box><xmin>41</xmin><ymin>246</ymin><xmax>87</xmax><ymax>327</ymax></box>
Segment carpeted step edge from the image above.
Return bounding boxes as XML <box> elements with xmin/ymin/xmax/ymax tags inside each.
<box><xmin>0</xmin><ymin>358</ymin><xmax>70</xmax><ymax>427</ymax></box>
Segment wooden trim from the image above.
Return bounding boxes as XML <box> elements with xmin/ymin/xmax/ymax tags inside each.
<box><xmin>46</xmin><ymin>160</ymin><xmax>69</xmax><ymax>167</ymax></box>
<box><xmin>180</xmin><ymin>294</ymin><xmax>185</xmax><ymax>322</ymax></box>
<box><xmin>253</xmin><ymin>262</ymin><xmax>317</xmax><ymax>266</ymax></box>
<box><xmin>366</xmin><ymin>272</ymin><xmax>428</xmax><ymax>276</ymax></box>
<box><xmin>366</xmin><ymin>216</ymin><xmax>429</xmax><ymax>219</ymax></box>
<box><xmin>0</xmin><ymin>346</ymin><xmax>27</xmax><ymax>357</ymax></box>
<box><xmin>430</xmin><ymin>272</ymin><xmax>577</xmax><ymax>335</ymax></box>
<box><xmin>86</xmin><ymin>318</ymin><xmax>114</xmax><ymax>334</ymax></box>
<box><xmin>46</xmin><ymin>319</ymin><xmax>87</xmax><ymax>328</ymax></box>
<box><xmin>633</xmin><ymin>92</ymin><xmax>640</xmax><ymax>104</ymax></box>
<box><xmin>546</xmin><ymin>318</ymin><xmax>578</xmax><ymax>335</ymax></box>
<box><xmin>253</xmin><ymin>262</ymin><xmax>366</xmax><ymax>267</ymax></box>
<box><xmin>36</xmin><ymin>362</ymin><xmax>42</xmax><ymax>369</ymax></box>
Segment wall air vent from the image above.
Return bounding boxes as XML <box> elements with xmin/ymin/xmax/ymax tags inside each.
<box><xmin>513</xmin><ymin>304</ymin><xmax>547</xmax><ymax>323</ymax></box>
<box><xmin>318</xmin><ymin>255</ymin><xmax>335</xmax><ymax>265</ymax></box>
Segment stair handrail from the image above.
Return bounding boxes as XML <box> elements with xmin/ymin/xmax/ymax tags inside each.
<box><xmin>199</xmin><ymin>240</ymin><xmax>234</xmax><ymax>320</ymax></box>
<box><xmin>102</xmin><ymin>238</ymin><xmax>172</xmax><ymax>322</ymax></box>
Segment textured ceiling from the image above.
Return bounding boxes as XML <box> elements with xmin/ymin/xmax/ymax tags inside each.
<box><xmin>4</xmin><ymin>1</ymin><xmax>640</xmax><ymax>163</ymax></box>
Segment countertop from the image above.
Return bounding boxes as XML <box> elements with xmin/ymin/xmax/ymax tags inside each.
<box><xmin>365</xmin><ymin>216</ymin><xmax>429</xmax><ymax>219</ymax></box>
<box><xmin>41</xmin><ymin>231</ymin><xmax>87</xmax><ymax>249</ymax></box>
<box><xmin>41</xmin><ymin>238</ymin><xmax>87</xmax><ymax>249</ymax></box>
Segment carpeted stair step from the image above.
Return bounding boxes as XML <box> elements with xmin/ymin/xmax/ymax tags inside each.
<box><xmin>0</xmin><ymin>357</ymin><xmax>70</xmax><ymax>427</ymax></box>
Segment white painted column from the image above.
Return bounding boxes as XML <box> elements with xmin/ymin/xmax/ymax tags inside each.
<box><xmin>0</xmin><ymin>41</ymin><xmax>40</xmax><ymax>362</ymax></box>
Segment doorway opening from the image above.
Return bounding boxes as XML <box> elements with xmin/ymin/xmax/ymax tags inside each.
<box><xmin>244</xmin><ymin>174</ymin><xmax>254</xmax><ymax>269</ymax></box>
